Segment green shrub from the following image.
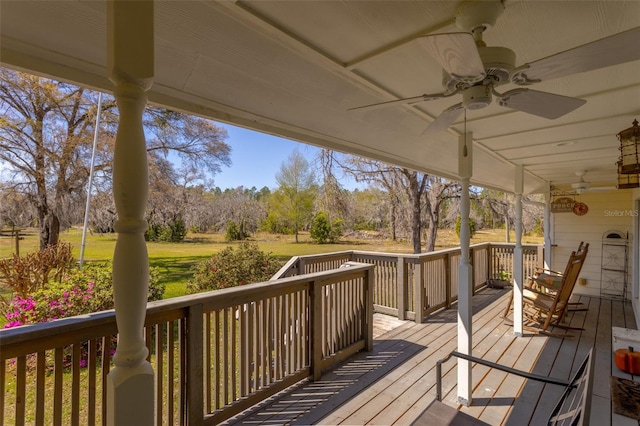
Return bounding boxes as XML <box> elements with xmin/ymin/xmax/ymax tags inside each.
<box><xmin>353</xmin><ymin>220</ymin><xmax>377</xmax><ymax>231</ymax></box>
<box><xmin>2</xmin><ymin>262</ymin><xmax>164</xmax><ymax>328</ymax></box>
<box><xmin>259</xmin><ymin>212</ymin><xmax>293</xmax><ymax>235</ymax></box>
<box><xmin>310</xmin><ymin>212</ymin><xmax>331</xmax><ymax>243</ymax></box>
<box><xmin>145</xmin><ymin>218</ymin><xmax>187</xmax><ymax>242</ymax></box>
<box><xmin>310</xmin><ymin>212</ymin><xmax>343</xmax><ymax>244</ymax></box>
<box><xmin>225</xmin><ymin>221</ymin><xmax>249</xmax><ymax>241</ymax></box>
<box><xmin>455</xmin><ymin>215</ymin><xmax>477</xmax><ymax>238</ymax></box>
<box><xmin>186</xmin><ymin>242</ymin><xmax>283</xmax><ymax>294</ymax></box>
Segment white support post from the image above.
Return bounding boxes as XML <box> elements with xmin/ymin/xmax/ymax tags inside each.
<box><xmin>106</xmin><ymin>2</ymin><xmax>154</xmax><ymax>425</ymax></box>
<box><xmin>457</xmin><ymin>132</ymin><xmax>473</xmax><ymax>406</ymax></box>
<box><xmin>543</xmin><ymin>184</ymin><xmax>552</xmax><ymax>270</ymax></box>
<box><xmin>513</xmin><ymin>165</ymin><xmax>524</xmax><ymax>337</ymax></box>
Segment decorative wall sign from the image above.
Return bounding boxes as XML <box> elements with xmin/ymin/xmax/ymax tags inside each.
<box><xmin>551</xmin><ymin>197</ymin><xmax>576</xmax><ymax>213</ymax></box>
<box><xmin>573</xmin><ymin>202</ymin><xmax>589</xmax><ymax>216</ymax></box>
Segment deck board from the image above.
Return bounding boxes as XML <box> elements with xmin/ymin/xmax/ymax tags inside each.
<box><xmin>223</xmin><ymin>288</ymin><xmax>637</xmax><ymax>425</ymax></box>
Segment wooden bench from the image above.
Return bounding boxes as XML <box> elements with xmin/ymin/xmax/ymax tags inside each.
<box><xmin>413</xmin><ymin>348</ymin><xmax>594</xmax><ymax>425</ymax></box>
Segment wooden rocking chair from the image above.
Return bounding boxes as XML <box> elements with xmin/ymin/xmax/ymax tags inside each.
<box><xmin>530</xmin><ymin>242</ymin><xmax>586</xmax><ymax>291</ymax></box>
<box><xmin>504</xmin><ymin>243</ymin><xmax>589</xmax><ymax>336</ymax></box>
<box><xmin>503</xmin><ymin>242</ymin><xmax>587</xmax><ymax>317</ymax></box>
<box><xmin>530</xmin><ymin>242</ymin><xmax>589</xmax><ymax>314</ymax></box>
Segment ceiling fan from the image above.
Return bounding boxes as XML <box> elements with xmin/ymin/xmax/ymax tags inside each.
<box><xmin>570</xmin><ymin>171</ymin><xmax>616</xmax><ymax>194</ymax></box>
<box><xmin>349</xmin><ymin>0</ymin><xmax>640</xmax><ymax>135</ymax></box>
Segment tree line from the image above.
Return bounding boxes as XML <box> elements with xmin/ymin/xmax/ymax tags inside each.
<box><xmin>0</xmin><ymin>69</ymin><xmax>542</xmax><ymax>254</ymax></box>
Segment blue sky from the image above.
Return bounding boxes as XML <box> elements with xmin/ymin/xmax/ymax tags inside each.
<box><xmin>212</xmin><ymin>123</ymin><xmax>363</xmax><ymax>191</ymax></box>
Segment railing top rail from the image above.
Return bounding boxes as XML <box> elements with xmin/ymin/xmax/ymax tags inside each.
<box><xmin>350</xmin><ymin>242</ymin><xmax>494</xmax><ymax>261</ymax></box>
<box><xmin>272</xmin><ymin>242</ymin><xmax>541</xmax><ymax>273</ymax></box>
<box><xmin>272</xmin><ymin>255</ymin><xmax>300</xmax><ymax>279</ymax></box>
<box><xmin>295</xmin><ymin>251</ymin><xmax>354</xmax><ymax>264</ymax></box>
<box><xmin>489</xmin><ymin>242</ymin><xmax>543</xmax><ymax>249</ymax></box>
<box><xmin>0</xmin><ymin>262</ymin><xmax>375</xmax><ymax>353</ymax></box>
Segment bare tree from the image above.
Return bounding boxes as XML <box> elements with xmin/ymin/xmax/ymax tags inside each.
<box><xmin>0</xmin><ymin>69</ymin><xmax>232</xmax><ymax>248</ymax></box>
<box><xmin>0</xmin><ymin>184</ymin><xmax>35</xmax><ymax>228</ymax></box>
<box><xmin>422</xmin><ymin>176</ymin><xmax>460</xmax><ymax>251</ymax></box>
<box><xmin>0</xmin><ymin>69</ymin><xmax>117</xmax><ymax>249</ymax></box>
<box><xmin>327</xmin><ymin>153</ymin><xmax>428</xmax><ymax>253</ymax></box>
<box><xmin>321</xmin><ymin>151</ymin><xmax>461</xmax><ymax>253</ymax></box>
<box><xmin>317</xmin><ymin>149</ymin><xmax>351</xmax><ymax>225</ymax></box>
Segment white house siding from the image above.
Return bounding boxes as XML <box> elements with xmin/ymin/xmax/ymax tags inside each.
<box><xmin>552</xmin><ymin>190</ymin><xmax>633</xmax><ymax>298</ymax></box>
<box><xmin>631</xmin><ymin>188</ymin><xmax>640</xmax><ymax>329</ymax></box>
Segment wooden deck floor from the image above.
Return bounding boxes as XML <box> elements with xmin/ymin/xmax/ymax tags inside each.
<box><xmin>223</xmin><ymin>287</ymin><xmax>638</xmax><ymax>425</ymax></box>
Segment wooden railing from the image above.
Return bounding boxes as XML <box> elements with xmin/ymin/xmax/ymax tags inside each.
<box><xmin>488</xmin><ymin>243</ymin><xmax>543</xmax><ymax>282</ymax></box>
<box><xmin>273</xmin><ymin>242</ymin><xmax>542</xmax><ymax>323</ymax></box>
<box><xmin>0</xmin><ymin>263</ymin><xmax>374</xmax><ymax>426</ymax></box>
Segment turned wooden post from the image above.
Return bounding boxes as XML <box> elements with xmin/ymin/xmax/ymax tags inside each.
<box><xmin>105</xmin><ymin>1</ymin><xmax>155</xmax><ymax>425</ymax></box>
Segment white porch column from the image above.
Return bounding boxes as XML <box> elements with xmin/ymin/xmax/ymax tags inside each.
<box><xmin>457</xmin><ymin>132</ymin><xmax>473</xmax><ymax>406</ymax></box>
<box><xmin>543</xmin><ymin>185</ymin><xmax>552</xmax><ymax>270</ymax></box>
<box><xmin>512</xmin><ymin>165</ymin><xmax>524</xmax><ymax>336</ymax></box>
<box><xmin>106</xmin><ymin>1</ymin><xmax>154</xmax><ymax>425</ymax></box>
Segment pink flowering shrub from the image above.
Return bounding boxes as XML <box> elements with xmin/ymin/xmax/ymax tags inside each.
<box><xmin>186</xmin><ymin>242</ymin><xmax>283</xmax><ymax>293</ymax></box>
<box><xmin>2</xmin><ymin>262</ymin><xmax>164</xmax><ymax>329</ymax></box>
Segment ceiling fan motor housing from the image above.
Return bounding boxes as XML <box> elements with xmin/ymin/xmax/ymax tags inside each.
<box><xmin>442</xmin><ymin>45</ymin><xmax>515</xmax><ymax>92</ymax></box>
<box><xmin>463</xmin><ymin>85</ymin><xmax>492</xmax><ymax>110</ymax></box>
<box><xmin>478</xmin><ymin>46</ymin><xmax>516</xmax><ymax>86</ymax></box>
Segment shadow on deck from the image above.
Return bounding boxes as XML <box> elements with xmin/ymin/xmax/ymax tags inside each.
<box><xmin>223</xmin><ymin>287</ymin><xmax>636</xmax><ymax>425</ymax></box>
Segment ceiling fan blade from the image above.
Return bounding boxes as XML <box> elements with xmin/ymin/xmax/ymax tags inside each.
<box><xmin>348</xmin><ymin>93</ymin><xmax>451</xmax><ymax>112</ymax></box>
<box><xmin>423</xmin><ymin>103</ymin><xmax>464</xmax><ymax>135</ymax></box>
<box><xmin>498</xmin><ymin>88</ymin><xmax>586</xmax><ymax>119</ymax></box>
<box><xmin>418</xmin><ymin>33</ymin><xmax>485</xmax><ymax>84</ymax></box>
<box><xmin>511</xmin><ymin>26</ymin><xmax>640</xmax><ymax>85</ymax></box>
<box><xmin>588</xmin><ymin>186</ymin><xmax>617</xmax><ymax>192</ymax></box>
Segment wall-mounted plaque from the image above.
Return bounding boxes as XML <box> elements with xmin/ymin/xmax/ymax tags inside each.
<box><xmin>551</xmin><ymin>197</ymin><xmax>576</xmax><ymax>213</ymax></box>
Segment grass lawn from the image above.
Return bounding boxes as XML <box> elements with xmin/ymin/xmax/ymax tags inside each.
<box><xmin>0</xmin><ymin>227</ymin><xmax>542</xmax><ymax>299</ymax></box>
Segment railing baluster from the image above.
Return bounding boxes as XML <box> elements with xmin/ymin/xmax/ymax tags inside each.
<box><xmin>241</xmin><ymin>303</ymin><xmax>249</xmax><ymax>394</ymax></box>
<box><xmin>71</xmin><ymin>342</ymin><xmax>81</xmax><ymax>426</ymax></box>
<box><xmin>187</xmin><ymin>304</ymin><xmax>203</xmax><ymax>426</ymax></box>
<box><xmin>295</xmin><ymin>290</ymin><xmax>302</xmax><ymax>370</ymax></box>
<box><xmin>167</xmin><ymin>321</ymin><xmax>174</xmax><ymax>425</ymax></box>
<box><xmin>101</xmin><ymin>335</ymin><xmax>113</xmax><ymax>426</ymax></box>
<box><xmin>0</xmin><ymin>359</ymin><xmax>5</xmax><ymax>426</ymax></box>
<box><xmin>53</xmin><ymin>347</ymin><xmax>63</xmax><ymax>426</ymax></box>
<box><xmin>249</xmin><ymin>301</ymin><xmax>256</xmax><ymax>394</ymax></box>
<box><xmin>274</xmin><ymin>296</ymin><xmax>282</xmax><ymax>380</ymax></box>
<box><xmin>35</xmin><ymin>351</ymin><xmax>45</xmax><ymax>424</ymax></box>
<box><xmin>15</xmin><ymin>356</ymin><xmax>25</xmax><ymax>425</ymax></box>
<box><xmin>213</xmin><ymin>310</ymin><xmax>220</xmax><ymax>408</ymax></box>
<box><xmin>155</xmin><ymin>324</ymin><xmax>163</xmax><ymax>426</ymax></box>
<box><xmin>223</xmin><ymin>306</ymin><xmax>229</xmax><ymax>404</ymax></box>
<box><xmin>204</xmin><ymin>313</ymin><xmax>211</xmax><ymax>414</ymax></box>
<box><xmin>88</xmin><ymin>340</ymin><xmax>97</xmax><ymax>426</ymax></box>
<box><xmin>179</xmin><ymin>319</ymin><xmax>187</xmax><ymax>425</ymax></box>
<box><xmin>261</xmin><ymin>299</ymin><xmax>268</xmax><ymax>388</ymax></box>
<box><xmin>267</xmin><ymin>299</ymin><xmax>273</xmax><ymax>385</ymax></box>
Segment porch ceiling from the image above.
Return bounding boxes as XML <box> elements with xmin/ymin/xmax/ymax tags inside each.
<box><xmin>1</xmin><ymin>1</ymin><xmax>639</xmax><ymax>194</ymax></box>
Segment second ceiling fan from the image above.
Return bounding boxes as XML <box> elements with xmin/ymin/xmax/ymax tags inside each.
<box><xmin>350</xmin><ymin>0</ymin><xmax>640</xmax><ymax>135</ymax></box>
